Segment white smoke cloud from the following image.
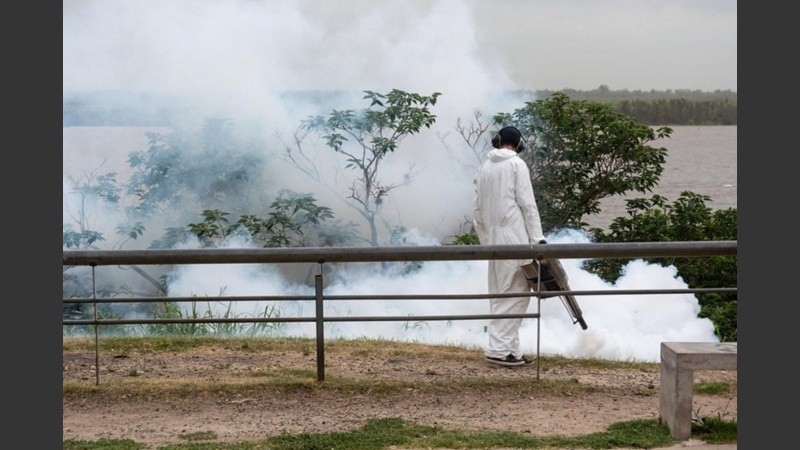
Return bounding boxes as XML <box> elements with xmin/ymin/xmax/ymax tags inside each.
<box><xmin>165</xmin><ymin>229</ymin><xmax>717</xmax><ymax>363</ymax></box>
<box><xmin>64</xmin><ymin>0</ymin><xmax>722</xmax><ymax>362</ymax></box>
<box><xmin>63</xmin><ymin>0</ymin><xmax>524</xmax><ymax>239</ymax></box>
<box><xmin>524</xmin><ymin>230</ymin><xmax>718</xmax><ymax>362</ymax></box>
<box><xmin>63</xmin><ymin>0</ymin><xmax>517</xmax><ymax>126</ymax></box>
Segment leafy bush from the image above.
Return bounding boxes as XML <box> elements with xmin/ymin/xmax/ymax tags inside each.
<box><xmin>586</xmin><ymin>192</ymin><xmax>737</xmax><ymax>341</ymax></box>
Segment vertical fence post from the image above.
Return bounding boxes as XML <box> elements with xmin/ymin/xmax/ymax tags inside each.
<box><xmin>315</xmin><ymin>265</ymin><xmax>325</xmax><ymax>382</ymax></box>
<box><xmin>92</xmin><ymin>264</ymin><xmax>100</xmax><ymax>386</ymax></box>
<box><xmin>535</xmin><ymin>259</ymin><xmax>542</xmax><ymax>381</ymax></box>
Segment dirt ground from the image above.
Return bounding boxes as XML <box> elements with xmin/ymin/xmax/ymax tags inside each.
<box><xmin>62</xmin><ymin>341</ymin><xmax>737</xmax><ymax>448</ymax></box>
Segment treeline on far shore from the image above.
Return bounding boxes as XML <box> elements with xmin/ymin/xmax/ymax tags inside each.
<box><xmin>524</xmin><ymin>85</ymin><xmax>737</xmax><ymax>126</ymax></box>
<box><xmin>63</xmin><ymin>86</ymin><xmax>737</xmax><ymax>127</ymax></box>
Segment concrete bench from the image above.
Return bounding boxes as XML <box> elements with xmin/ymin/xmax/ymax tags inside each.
<box><xmin>659</xmin><ymin>341</ymin><xmax>737</xmax><ymax>440</ymax></box>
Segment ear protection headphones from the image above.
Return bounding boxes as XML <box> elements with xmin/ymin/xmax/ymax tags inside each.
<box><xmin>491</xmin><ymin>126</ymin><xmax>525</xmax><ymax>152</ymax></box>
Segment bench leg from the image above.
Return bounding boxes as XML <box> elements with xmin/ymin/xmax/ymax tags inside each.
<box><xmin>659</xmin><ymin>363</ymin><xmax>694</xmax><ymax>440</ymax></box>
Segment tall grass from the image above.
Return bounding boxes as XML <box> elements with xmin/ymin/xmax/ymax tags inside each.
<box><xmin>63</xmin><ymin>299</ymin><xmax>287</xmax><ymax>338</ymax></box>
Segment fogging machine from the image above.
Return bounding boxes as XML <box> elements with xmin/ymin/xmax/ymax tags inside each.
<box><xmin>521</xmin><ymin>258</ymin><xmax>588</xmax><ymax>330</ymax></box>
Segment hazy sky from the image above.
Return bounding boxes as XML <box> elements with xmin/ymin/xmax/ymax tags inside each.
<box><xmin>63</xmin><ymin>0</ymin><xmax>736</xmax><ymax>95</ymax></box>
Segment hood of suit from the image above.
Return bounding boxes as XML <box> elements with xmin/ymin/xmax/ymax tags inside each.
<box><xmin>487</xmin><ymin>148</ymin><xmax>519</xmax><ymax>162</ymax></box>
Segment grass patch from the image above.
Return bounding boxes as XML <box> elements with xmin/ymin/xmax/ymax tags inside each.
<box><xmin>64</xmin><ymin>416</ymin><xmax>736</xmax><ymax>449</ymax></box>
<box><xmin>538</xmin><ymin>354</ymin><xmax>655</xmax><ymax>371</ymax></box>
<box><xmin>62</xmin><ymin>335</ymin><xmax>314</xmax><ymax>354</ymax></box>
<box><xmin>64</xmin><ymin>336</ymin><xmax>659</xmax><ymax>371</ymax></box>
<box><xmin>178</xmin><ymin>431</ymin><xmax>218</xmax><ymax>442</ymax></box>
<box><xmin>63</xmin><ymin>373</ymin><xmax>602</xmax><ymax>402</ymax></box>
<box><xmin>695</xmin><ymin>380</ymin><xmax>733</xmax><ymax>395</ymax></box>
<box><xmin>63</xmin><ymin>438</ymin><xmax>145</xmax><ymax>449</ymax></box>
<box><xmin>692</xmin><ymin>415</ymin><xmax>738</xmax><ymax>443</ymax></box>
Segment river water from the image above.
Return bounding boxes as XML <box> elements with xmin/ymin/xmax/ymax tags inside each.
<box><xmin>586</xmin><ymin>125</ymin><xmax>737</xmax><ymax>229</ymax></box>
<box><xmin>63</xmin><ymin>125</ymin><xmax>737</xmax><ymax>232</ymax></box>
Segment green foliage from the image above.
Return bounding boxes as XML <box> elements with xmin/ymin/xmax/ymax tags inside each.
<box><xmin>187</xmin><ymin>209</ymin><xmax>232</xmax><ymax>245</ymax></box>
<box><xmin>615</xmin><ymin>97</ymin><xmax>737</xmax><ymax>126</ymax></box>
<box><xmin>494</xmin><ymin>92</ymin><xmax>671</xmax><ymax>232</ymax></box>
<box><xmin>63</xmin><ymin>121</ymin><xmax>354</xmax><ymax>323</ymax></box>
<box><xmin>261</xmin><ymin>189</ymin><xmax>335</xmax><ymax>247</ymax></box>
<box><xmin>63</xmin><ymin>226</ymin><xmax>105</xmax><ymax>249</ymax></box>
<box><xmin>75</xmin><ymin>172</ymin><xmax>122</xmax><ymax>205</ymax></box>
<box><xmin>385</xmin><ymin>226</ymin><xmax>425</xmax><ymax>275</ymax></box>
<box><xmin>450</xmin><ymin>232</ymin><xmax>480</xmax><ymax>245</ymax></box>
<box><xmin>125</xmin><ymin>130</ymin><xmax>186</xmax><ymax>215</ymax></box>
<box><xmin>115</xmin><ymin>222</ymin><xmax>145</xmax><ymax>242</ymax></box>
<box><xmin>149</xmin><ymin>227</ymin><xmax>194</xmax><ymax>249</ymax></box>
<box><xmin>586</xmin><ymin>192</ymin><xmax>737</xmax><ymax>341</ymax></box>
<box><xmin>293</xmin><ymin>89</ymin><xmax>441</xmax><ymax>246</ymax></box>
<box><xmin>363</xmin><ymin>90</ymin><xmax>441</xmax><ymax>137</ymax></box>
<box><xmin>522</xmin><ymin>86</ymin><xmax>737</xmax><ymax>125</ymax></box>
<box><xmin>63</xmin><ymin>171</ymin><xmax>148</xmax><ymax>318</ymax></box>
<box><xmin>316</xmin><ymin>218</ymin><xmax>363</xmax><ymax>247</ymax></box>
<box><xmin>125</xmin><ymin>118</ymin><xmax>266</xmax><ymax>217</ymax></box>
<box><xmin>183</xmin><ymin>190</ymin><xmax>343</xmax><ymax>248</ymax></box>
<box><xmin>63</xmin><ymin>171</ymin><xmax>122</xmax><ymax>250</ymax></box>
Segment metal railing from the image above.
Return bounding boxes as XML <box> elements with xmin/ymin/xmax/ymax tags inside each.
<box><xmin>62</xmin><ymin>241</ymin><xmax>737</xmax><ymax>383</ymax></box>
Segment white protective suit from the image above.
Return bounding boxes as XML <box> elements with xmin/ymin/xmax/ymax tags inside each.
<box><xmin>473</xmin><ymin>147</ymin><xmax>545</xmax><ymax>360</ymax></box>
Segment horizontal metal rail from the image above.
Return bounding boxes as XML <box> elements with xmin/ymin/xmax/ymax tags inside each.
<box><xmin>61</xmin><ymin>287</ymin><xmax>736</xmax><ymax>305</ymax></box>
<box><xmin>62</xmin><ymin>241</ymin><xmax>736</xmax><ymax>266</ymax></box>
<box><xmin>62</xmin><ymin>241</ymin><xmax>737</xmax><ymax>383</ymax></box>
<box><xmin>63</xmin><ymin>312</ymin><xmax>542</xmax><ymax>326</ymax></box>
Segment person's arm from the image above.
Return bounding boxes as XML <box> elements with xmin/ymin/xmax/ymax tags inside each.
<box><xmin>515</xmin><ymin>161</ymin><xmax>545</xmax><ymax>243</ymax></box>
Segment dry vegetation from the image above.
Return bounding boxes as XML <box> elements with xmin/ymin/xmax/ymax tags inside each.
<box><xmin>63</xmin><ymin>337</ymin><xmax>737</xmax><ymax>448</ymax></box>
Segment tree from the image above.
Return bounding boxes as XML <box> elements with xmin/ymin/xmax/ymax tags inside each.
<box><xmin>282</xmin><ymin>89</ymin><xmax>441</xmax><ymax>247</ymax></box>
<box><xmin>493</xmin><ymin>92</ymin><xmax>672</xmax><ymax>232</ymax></box>
<box><xmin>126</xmin><ymin>117</ymin><xmax>266</xmax><ymax>218</ymax></box>
<box><xmin>185</xmin><ymin>190</ymin><xmax>352</xmax><ymax>249</ymax></box>
<box><xmin>63</xmin><ymin>169</ymin><xmax>120</xmax><ymax>249</ymax></box>
<box><xmin>437</xmin><ymin>110</ymin><xmax>494</xmax><ymax>172</ymax></box>
<box><xmin>64</xmin><ymin>118</ymin><xmax>270</xmax><ymax>317</ymax></box>
<box><xmin>584</xmin><ymin>192</ymin><xmax>737</xmax><ymax>341</ymax></box>
<box><xmin>63</xmin><ymin>169</ymin><xmax>166</xmax><ymax>320</ymax></box>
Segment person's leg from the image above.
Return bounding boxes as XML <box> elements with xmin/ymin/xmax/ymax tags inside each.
<box><xmin>485</xmin><ymin>260</ymin><xmax>531</xmax><ymax>360</ymax></box>
<box><xmin>486</xmin><ymin>297</ymin><xmax>528</xmax><ymax>358</ymax></box>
